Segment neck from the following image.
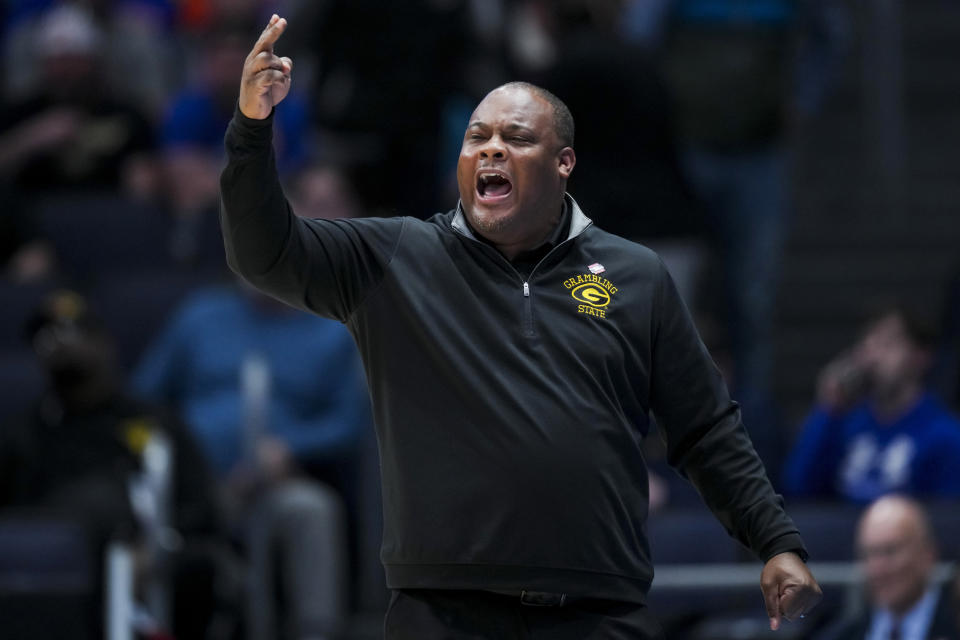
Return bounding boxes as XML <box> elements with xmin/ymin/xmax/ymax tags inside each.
<box><xmin>494</xmin><ymin>225</ymin><xmax>556</xmax><ymax>261</ymax></box>
<box><xmin>889</xmin><ymin>583</ymin><xmax>931</xmax><ymax>618</ymax></box>
<box><xmin>474</xmin><ymin>200</ymin><xmax>565</xmax><ymax>261</ymax></box>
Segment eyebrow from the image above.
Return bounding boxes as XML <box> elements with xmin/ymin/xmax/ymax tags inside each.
<box><xmin>467</xmin><ymin>122</ymin><xmax>536</xmax><ymax>136</ymax></box>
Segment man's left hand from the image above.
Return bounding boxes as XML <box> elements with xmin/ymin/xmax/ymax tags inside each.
<box><xmin>760</xmin><ymin>551</ymin><xmax>822</xmax><ymax>630</ymax></box>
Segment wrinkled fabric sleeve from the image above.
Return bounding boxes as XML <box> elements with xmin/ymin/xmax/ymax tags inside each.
<box><xmin>649</xmin><ymin>258</ymin><xmax>808</xmax><ymax>562</ymax></box>
<box><xmin>220</xmin><ymin>108</ymin><xmax>404</xmax><ymax>322</ymax></box>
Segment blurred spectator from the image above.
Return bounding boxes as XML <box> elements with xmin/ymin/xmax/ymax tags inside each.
<box><xmin>819</xmin><ymin>495</ymin><xmax>958</xmax><ymax>640</ymax></box>
<box><xmin>0</xmin><ymin>290</ymin><xmax>233</xmax><ymax>638</ymax></box>
<box><xmin>160</xmin><ymin>17</ymin><xmax>307</xmax><ymax>266</ymax></box>
<box><xmin>652</xmin><ymin>0</ymin><xmax>849</xmax><ymax>459</ymax></box>
<box><xmin>0</xmin><ymin>3</ymin><xmax>158</xmax><ymax>197</ymax></box>
<box><xmin>783</xmin><ymin>306</ymin><xmax>960</xmax><ymax>501</ymax></box>
<box><xmin>133</xmin><ymin>281</ymin><xmax>369</xmax><ymax>639</ymax></box>
<box><xmin>4</xmin><ymin>0</ymin><xmax>178</xmax><ymax>118</ymax></box>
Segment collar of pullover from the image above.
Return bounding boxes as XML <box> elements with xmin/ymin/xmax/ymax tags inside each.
<box><xmin>451</xmin><ymin>193</ymin><xmax>593</xmax><ymax>247</ymax></box>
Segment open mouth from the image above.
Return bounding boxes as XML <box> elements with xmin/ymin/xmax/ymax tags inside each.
<box><xmin>476</xmin><ymin>171</ymin><xmax>513</xmax><ymax>202</ymax></box>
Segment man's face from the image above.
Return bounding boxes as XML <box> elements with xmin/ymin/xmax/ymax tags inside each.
<box><xmin>456</xmin><ymin>86</ymin><xmax>574</xmax><ymax>246</ymax></box>
<box><xmin>857</xmin><ymin>315</ymin><xmax>928</xmax><ymax>395</ymax></box>
<box><xmin>857</xmin><ymin>508</ymin><xmax>935</xmax><ymax>614</ymax></box>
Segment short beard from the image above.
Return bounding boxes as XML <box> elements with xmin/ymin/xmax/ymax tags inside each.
<box><xmin>467</xmin><ymin>209</ymin><xmax>513</xmax><ymax>237</ymax></box>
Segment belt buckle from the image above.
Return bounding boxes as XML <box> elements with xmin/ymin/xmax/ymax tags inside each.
<box><xmin>520</xmin><ymin>590</ymin><xmax>567</xmax><ymax>607</ymax></box>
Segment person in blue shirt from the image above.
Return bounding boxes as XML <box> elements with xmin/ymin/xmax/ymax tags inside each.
<box><xmin>784</xmin><ymin>306</ymin><xmax>960</xmax><ymax>501</ymax></box>
<box><xmin>134</xmin><ymin>281</ymin><xmax>370</xmax><ymax>639</ymax></box>
<box><xmin>133</xmin><ymin>284</ymin><xmax>367</xmax><ymax>474</ymax></box>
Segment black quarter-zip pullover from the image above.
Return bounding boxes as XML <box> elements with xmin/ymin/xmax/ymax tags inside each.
<box><xmin>220</xmin><ymin>109</ymin><xmax>807</xmax><ymax>603</ymax></box>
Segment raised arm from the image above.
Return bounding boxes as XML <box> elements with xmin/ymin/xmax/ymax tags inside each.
<box><xmin>220</xmin><ymin>15</ymin><xmax>404</xmax><ymax>322</ymax></box>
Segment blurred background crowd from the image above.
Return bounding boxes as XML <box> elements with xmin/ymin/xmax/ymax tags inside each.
<box><xmin>0</xmin><ymin>0</ymin><xmax>959</xmax><ymax>639</ymax></box>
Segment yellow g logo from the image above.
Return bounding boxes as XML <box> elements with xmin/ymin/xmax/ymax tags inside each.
<box><xmin>571</xmin><ymin>283</ymin><xmax>611</xmax><ymax>308</ymax></box>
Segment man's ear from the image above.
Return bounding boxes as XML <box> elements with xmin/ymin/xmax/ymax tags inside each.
<box><xmin>558</xmin><ymin>147</ymin><xmax>576</xmax><ymax>179</ymax></box>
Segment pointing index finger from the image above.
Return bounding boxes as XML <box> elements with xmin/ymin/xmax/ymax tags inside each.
<box><xmin>762</xmin><ymin>582</ymin><xmax>781</xmax><ymax>631</ymax></box>
<box><xmin>251</xmin><ymin>14</ymin><xmax>287</xmax><ymax>57</ymax></box>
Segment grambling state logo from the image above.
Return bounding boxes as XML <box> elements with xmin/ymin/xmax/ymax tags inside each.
<box><xmin>563</xmin><ymin>270</ymin><xmax>618</xmax><ymax>319</ymax></box>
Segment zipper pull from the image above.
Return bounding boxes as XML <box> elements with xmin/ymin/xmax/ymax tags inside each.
<box><xmin>523</xmin><ymin>282</ymin><xmax>530</xmax><ymax>297</ymax></box>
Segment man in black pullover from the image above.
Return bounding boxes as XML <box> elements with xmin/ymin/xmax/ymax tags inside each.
<box><xmin>221</xmin><ymin>14</ymin><xmax>822</xmax><ymax>639</ymax></box>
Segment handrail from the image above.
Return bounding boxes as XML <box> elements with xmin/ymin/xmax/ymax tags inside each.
<box><xmin>651</xmin><ymin>561</ymin><xmax>955</xmax><ymax>589</ymax></box>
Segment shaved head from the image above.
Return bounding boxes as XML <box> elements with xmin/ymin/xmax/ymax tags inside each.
<box><xmin>856</xmin><ymin>495</ymin><xmax>937</xmax><ymax>615</ymax></box>
<box><xmin>859</xmin><ymin>496</ymin><xmax>934</xmax><ymax>546</ymax></box>
<box><xmin>491</xmin><ymin>82</ymin><xmax>575</xmax><ymax>149</ymax></box>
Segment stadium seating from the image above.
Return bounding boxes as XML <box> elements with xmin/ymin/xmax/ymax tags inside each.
<box><xmin>0</xmin><ymin>279</ymin><xmax>58</xmax><ymax>351</ymax></box>
<box><xmin>0</xmin><ymin>350</ymin><xmax>45</xmax><ymax>424</ymax></box>
<box><xmin>87</xmin><ymin>269</ymin><xmax>216</xmax><ymax>371</ymax></box>
<box><xmin>36</xmin><ymin>193</ymin><xmax>173</xmax><ymax>282</ymax></box>
<box><xmin>0</xmin><ymin>516</ymin><xmax>98</xmax><ymax>640</ymax></box>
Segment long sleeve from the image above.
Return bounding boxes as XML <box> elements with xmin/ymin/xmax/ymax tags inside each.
<box><xmin>649</xmin><ymin>259</ymin><xmax>807</xmax><ymax>562</ymax></box>
<box><xmin>220</xmin><ymin>108</ymin><xmax>405</xmax><ymax>322</ymax></box>
<box><xmin>782</xmin><ymin>406</ymin><xmax>844</xmax><ymax>497</ymax></box>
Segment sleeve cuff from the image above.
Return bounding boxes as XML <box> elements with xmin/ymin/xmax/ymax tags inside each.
<box><xmin>225</xmin><ymin>104</ymin><xmax>275</xmax><ymax>152</ymax></box>
<box><xmin>232</xmin><ymin>104</ymin><xmax>275</xmax><ymax>132</ymax></box>
<box><xmin>761</xmin><ymin>533</ymin><xmax>809</xmax><ymax>563</ymax></box>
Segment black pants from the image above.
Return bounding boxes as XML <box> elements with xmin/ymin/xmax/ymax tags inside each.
<box><xmin>383</xmin><ymin>589</ymin><xmax>665</xmax><ymax>640</ymax></box>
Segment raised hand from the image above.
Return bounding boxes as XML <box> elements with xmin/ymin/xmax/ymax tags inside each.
<box><xmin>239</xmin><ymin>14</ymin><xmax>294</xmax><ymax>120</ymax></box>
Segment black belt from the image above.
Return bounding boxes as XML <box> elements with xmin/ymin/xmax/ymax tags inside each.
<box><xmin>487</xmin><ymin>589</ymin><xmax>569</xmax><ymax>607</ymax></box>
